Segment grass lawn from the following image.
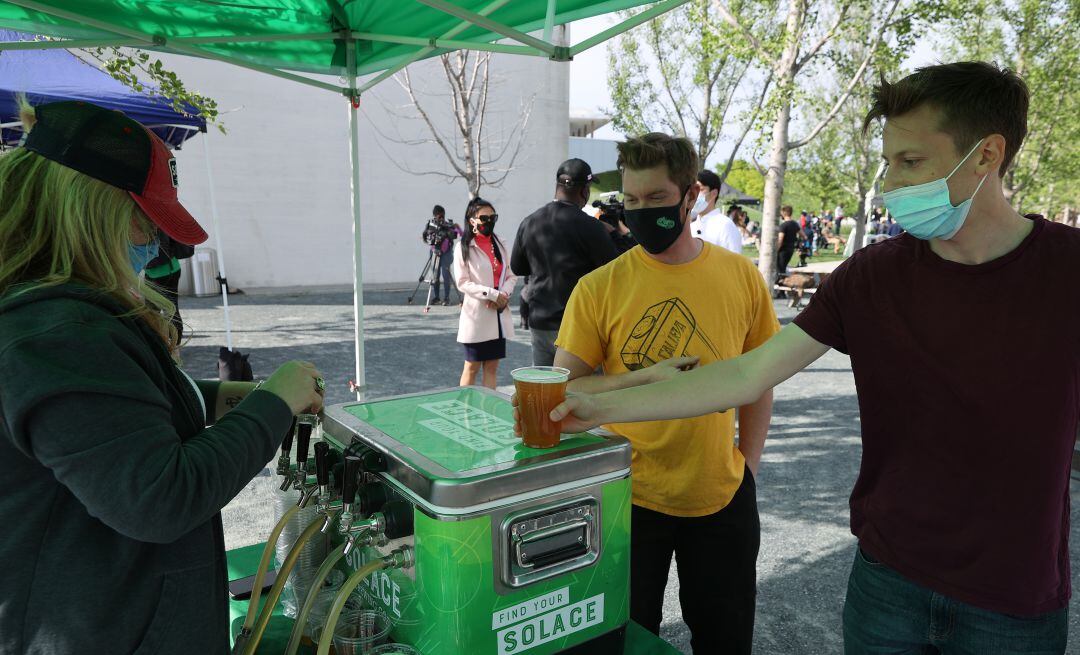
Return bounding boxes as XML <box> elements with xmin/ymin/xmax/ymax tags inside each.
<box><xmin>741</xmin><ymin>243</ymin><xmax>847</xmax><ymax>265</ymax></box>
<box><xmin>739</xmin><ymin>216</ymin><xmax>859</xmax><ymax>265</ymax></box>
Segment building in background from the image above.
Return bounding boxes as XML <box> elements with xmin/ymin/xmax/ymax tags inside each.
<box><xmin>162</xmin><ymin>40</ymin><xmax>568</xmax><ymax>291</ymax></box>
<box><xmin>568</xmin><ymin>108</ymin><xmax>618</xmax><ymax>178</ymax></box>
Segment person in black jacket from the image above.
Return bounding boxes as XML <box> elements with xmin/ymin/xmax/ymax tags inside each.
<box><xmin>511</xmin><ymin>159</ymin><xmax>619</xmax><ymax>366</ymax></box>
<box><xmin>0</xmin><ymin>99</ymin><xmax>326</xmax><ymax>655</ymax></box>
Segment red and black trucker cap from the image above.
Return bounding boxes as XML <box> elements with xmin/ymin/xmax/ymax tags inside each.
<box><xmin>22</xmin><ymin>101</ymin><xmax>208</xmax><ymax>246</ymax></box>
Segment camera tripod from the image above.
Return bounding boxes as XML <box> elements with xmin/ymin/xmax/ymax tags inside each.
<box><xmin>407</xmin><ymin>249</ymin><xmax>456</xmax><ymax>313</ymax></box>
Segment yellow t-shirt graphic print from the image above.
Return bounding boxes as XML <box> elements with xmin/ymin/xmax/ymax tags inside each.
<box><xmin>621</xmin><ymin>298</ymin><xmax>720</xmax><ymax>370</ymax></box>
<box><xmin>557</xmin><ymin>243</ymin><xmax>779</xmax><ymax>517</ymax></box>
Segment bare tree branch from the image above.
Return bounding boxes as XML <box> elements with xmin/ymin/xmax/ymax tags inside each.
<box><xmin>789</xmin><ymin>0</ymin><xmax>901</xmax><ymax>150</ymax></box>
<box><xmin>795</xmin><ymin>0</ymin><xmax>854</xmax><ymax>72</ymax></box>
<box><xmin>717</xmin><ymin>70</ymin><xmax>774</xmax><ymax>184</ymax></box>
<box><xmin>751</xmin><ymin>154</ymin><xmax>767</xmax><ymax>176</ymax></box>
<box><xmin>399</xmin><ymin>67</ymin><xmax>469</xmax><ymax>179</ymax></box>
<box><xmin>711</xmin><ymin>0</ymin><xmax>775</xmax><ymax>66</ymax></box>
<box><xmin>648</xmin><ymin>19</ymin><xmax>689</xmax><ymax>137</ymax></box>
<box><xmin>474</xmin><ymin>55</ymin><xmax>492</xmax><ymax>197</ymax></box>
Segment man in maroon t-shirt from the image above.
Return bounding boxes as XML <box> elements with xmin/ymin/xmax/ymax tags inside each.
<box><xmin>531</xmin><ymin>61</ymin><xmax>1079</xmax><ymax>653</ymax></box>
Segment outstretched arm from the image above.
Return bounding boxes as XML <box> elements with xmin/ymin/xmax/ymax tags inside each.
<box><xmin>558</xmin><ymin>348</ymin><xmax>700</xmax><ymax>396</ymax></box>
<box><xmin>553</xmin><ymin>324</ymin><xmax>829</xmax><ymax>431</ymax></box>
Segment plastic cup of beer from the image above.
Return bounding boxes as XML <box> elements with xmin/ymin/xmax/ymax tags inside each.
<box><xmin>511</xmin><ymin>366</ymin><xmax>571</xmax><ymax>448</ymax></box>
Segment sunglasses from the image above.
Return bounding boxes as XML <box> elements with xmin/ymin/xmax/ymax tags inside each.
<box><xmin>475</xmin><ymin>214</ymin><xmax>498</xmax><ymax>223</ymax></box>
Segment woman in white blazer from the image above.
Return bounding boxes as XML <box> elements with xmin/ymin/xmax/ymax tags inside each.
<box><xmin>452</xmin><ymin>197</ymin><xmax>518</xmax><ymax>389</ymax></box>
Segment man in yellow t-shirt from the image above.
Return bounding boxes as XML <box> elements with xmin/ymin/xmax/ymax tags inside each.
<box><xmin>554</xmin><ymin>133</ymin><xmax>779</xmax><ymax>654</ymax></box>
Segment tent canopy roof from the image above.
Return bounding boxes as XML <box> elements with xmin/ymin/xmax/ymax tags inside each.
<box><xmin>0</xmin><ymin>1</ymin><xmax>686</xmax><ymax>96</ymax></box>
<box><xmin>0</xmin><ymin>29</ymin><xmax>204</xmax><ymax>147</ymax></box>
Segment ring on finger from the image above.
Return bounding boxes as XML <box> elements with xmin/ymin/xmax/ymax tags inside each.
<box><xmin>315</xmin><ymin>376</ymin><xmax>326</xmax><ymax>393</ymax></box>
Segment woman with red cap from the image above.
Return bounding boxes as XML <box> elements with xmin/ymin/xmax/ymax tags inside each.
<box><xmin>0</xmin><ymin>100</ymin><xmax>325</xmax><ymax>654</ymax></box>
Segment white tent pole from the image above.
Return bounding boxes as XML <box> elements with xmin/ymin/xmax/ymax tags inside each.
<box><xmin>202</xmin><ymin>131</ymin><xmax>233</xmax><ymax>350</ymax></box>
<box><xmin>346</xmin><ymin>37</ymin><xmax>366</xmax><ymax>401</ymax></box>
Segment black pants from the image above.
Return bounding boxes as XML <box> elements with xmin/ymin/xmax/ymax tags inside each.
<box><xmin>149</xmin><ymin>268</ymin><xmax>183</xmax><ymax>343</ymax></box>
<box><xmin>631</xmin><ymin>467</ymin><xmax>759</xmax><ymax>654</ymax></box>
<box><xmin>777</xmin><ymin>247</ymin><xmax>795</xmax><ymax>275</ymax></box>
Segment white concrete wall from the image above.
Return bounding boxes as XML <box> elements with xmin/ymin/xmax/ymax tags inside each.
<box><xmin>159</xmin><ymin>40</ymin><xmax>568</xmax><ymax>289</ymax></box>
<box><xmin>568</xmin><ymin>136</ymin><xmax>619</xmax><ymax>174</ymax></box>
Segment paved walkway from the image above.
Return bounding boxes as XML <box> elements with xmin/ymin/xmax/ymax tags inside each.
<box><xmin>180</xmin><ymin>288</ymin><xmax>1080</xmax><ymax>654</ymax></box>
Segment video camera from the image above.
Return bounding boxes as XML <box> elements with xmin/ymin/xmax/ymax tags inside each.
<box><xmin>423</xmin><ymin>217</ymin><xmax>456</xmax><ymax>248</ymax></box>
<box><xmin>591</xmin><ymin>195</ymin><xmax>624</xmax><ymax>232</ymax></box>
<box><xmin>592</xmin><ymin>193</ymin><xmax>636</xmax><ymax>254</ymax></box>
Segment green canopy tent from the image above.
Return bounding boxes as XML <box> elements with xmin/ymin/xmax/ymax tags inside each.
<box><xmin>0</xmin><ymin>0</ymin><xmax>689</xmax><ymax>398</ymax></box>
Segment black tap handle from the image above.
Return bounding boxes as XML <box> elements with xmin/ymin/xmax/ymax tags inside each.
<box><xmin>382</xmin><ymin>501</ymin><xmax>415</xmax><ymax>539</ymax></box>
<box><xmin>342</xmin><ymin>456</ymin><xmax>363</xmax><ymax>505</ymax></box>
<box><xmin>296</xmin><ymin>421</ymin><xmax>313</xmax><ymax>466</ymax></box>
<box><xmin>314</xmin><ymin>442</ymin><xmax>330</xmax><ymax>486</ymax></box>
<box><xmin>281</xmin><ymin>417</ymin><xmax>297</xmax><ymax>455</ymax></box>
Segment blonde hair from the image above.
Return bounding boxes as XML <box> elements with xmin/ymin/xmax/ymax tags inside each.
<box><xmin>616</xmin><ymin>132</ymin><xmax>700</xmax><ymax>191</ymax></box>
<box><xmin>0</xmin><ymin>97</ymin><xmax>179</xmax><ymax>350</ymax></box>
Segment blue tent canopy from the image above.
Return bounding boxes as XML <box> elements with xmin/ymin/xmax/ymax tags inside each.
<box><xmin>0</xmin><ymin>29</ymin><xmax>205</xmax><ymax>148</ymax></box>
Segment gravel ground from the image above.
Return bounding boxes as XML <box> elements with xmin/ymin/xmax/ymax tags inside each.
<box><xmin>179</xmin><ymin>286</ymin><xmax>1080</xmax><ymax>654</ymax></box>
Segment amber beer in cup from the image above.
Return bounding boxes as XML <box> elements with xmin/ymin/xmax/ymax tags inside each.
<box><xmin>511</xmin><ymin>366</ymin><xmax>571</xmax><ymax>448</ymax></box>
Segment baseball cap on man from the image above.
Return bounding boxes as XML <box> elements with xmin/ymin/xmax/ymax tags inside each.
<box><xmin>556</xmin><ymin>158</ymin><xmax>593</xmax><ymax>187</ymax></box>
<box><xmin>22</xmin><ymin>101</ymin><xmax>208</xmax><ymax>245</ymax></box>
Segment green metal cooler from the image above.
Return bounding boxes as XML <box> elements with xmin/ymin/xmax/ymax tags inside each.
<box><xmin>321</xmin><ymin>386</ymin><xmax>632</xmax><ymax>655</ymax></box>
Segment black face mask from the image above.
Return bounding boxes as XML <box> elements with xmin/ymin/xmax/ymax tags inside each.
<box><xmin>473</xmin><ymin>214</ymin><xmax>497</xmax><ymax>237</ymax></box>
<box><xmin>623</xmin><ymin>187</ymin><xmax>690</xmax><ymax>254</ymax></box>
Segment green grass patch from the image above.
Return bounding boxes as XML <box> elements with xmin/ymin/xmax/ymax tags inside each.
<box><xmin>741</xmin><ymin>244</ymin><xmax>847</xmax><ymax>265</ymax></box>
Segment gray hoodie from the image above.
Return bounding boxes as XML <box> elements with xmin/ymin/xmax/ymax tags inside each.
<box><xmin>0</xmin><ymin>284</ymin><xmax>293</xmax><ymax>654</ymax></box>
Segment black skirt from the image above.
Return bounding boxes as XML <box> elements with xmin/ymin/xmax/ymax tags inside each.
<box><xmin>462</xmin><ymin>312</ymin><xmax>506</xmax><ymax>362</ymax></box>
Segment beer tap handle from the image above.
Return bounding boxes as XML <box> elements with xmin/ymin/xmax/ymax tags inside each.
<box><xmin>342</xmin><ymin>456</ymin><xmax>363</xmax><ymax>506</ymax></box>
<box><xmin>281</xmin><ymin>417</ymin><xmax>297</xmax><ymax>455</ymax></box>
<box><xmin>314</xmin><ymin>442</ymin><xmax>330</xmax><ymax>486</ymax></box>
<box><xmin>296</xmin><ymin>421</ymin><xmax>313</xmax><ymax>468</ymax></box>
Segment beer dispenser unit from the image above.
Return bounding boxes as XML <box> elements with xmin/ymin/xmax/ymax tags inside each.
<box><xmin>321</xmin><ymin>386</ymin><xmax>631</xmax><ymax>655</ymax></box>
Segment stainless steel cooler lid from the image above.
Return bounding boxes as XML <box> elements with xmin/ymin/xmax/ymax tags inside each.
<box><xmin>322</xmin><ymin>387</ymin><xmax>631</xmax><ymax>511</ymax></box>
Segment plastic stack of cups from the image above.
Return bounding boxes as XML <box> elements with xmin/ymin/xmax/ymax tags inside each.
<box><xmin>332</xmin><ymin>609</ymin><xmax>393</xmax><ymax>655</ymax></box>
<box><xmin>301</xmin><ymin>569</ymin><xmax>346</xmax><ymax>644</ymax></box>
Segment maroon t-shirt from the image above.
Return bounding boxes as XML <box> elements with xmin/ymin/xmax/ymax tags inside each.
<box><xmin>794</xmin><ymin>217</ymin><xmax>1080</xmax><ymax>616</ymax></box>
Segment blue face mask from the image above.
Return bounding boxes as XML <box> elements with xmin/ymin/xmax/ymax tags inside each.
<box><xmin>128</xmin><ymin>239</ymin><xmax>160</xmax><ymax>274</ymax></box>
<box><xmin>881</xmin><ymin>139</ymin><xmax>989</xmax><ymax>241</ymax></box>
<box><xmin>691</xmin><ymin>192</ymin><xmax>708</xmax><ymax>218</ymax></box>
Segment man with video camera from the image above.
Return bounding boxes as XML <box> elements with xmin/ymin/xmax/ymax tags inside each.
<box><xmin>421</xmin><ymin>204</ymin><xmax>462</xmax><ymax>306</ymax></box>
<box><xmin>511</xmin><ymin>159</ymin><xmax>619</xmax><ymax>366</ymax></box>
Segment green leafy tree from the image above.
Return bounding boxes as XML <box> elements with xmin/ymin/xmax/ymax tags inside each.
<box><xmin>606</xmin><ymin>0</ymin><xmax>771</xmax><ymax>179</ymax></box>
<box><xmin>713</xmin><ymin>0</ymin><xmax>943</xmax><ymax>282</ymax></box>
<box><xmin>936</xmin><ymin>0</ymin><xmax>1080</xmax><ymax>217</ymax></box>
<box><xmin>723</xmin><ymin>159</ymin><xmax>765</xmax><ymax>199</ymax></box>
<box><xmin>82</xmin><ymin>48</ymin><xmax>221</xmax><ymax>130</ymax></box>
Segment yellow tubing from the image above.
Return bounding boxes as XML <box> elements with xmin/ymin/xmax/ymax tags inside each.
<box><xmin>315</xmin><ymin>560</ymin><xmax>389</xmax><ymax>655</ymax></box>
<box><xmin>284</xmin><ymin>543</ymin><xmax>347</xmax><ymax>655</ymax></box>
<box><xmin>243</xmin><ymin>516</ymin><xmax>326</xmax><ymax>655</ymax></box>
<box><xmin>241</xmin><ymin>504</ymin><xmax>300</xmax><ymax>634</ymax></box>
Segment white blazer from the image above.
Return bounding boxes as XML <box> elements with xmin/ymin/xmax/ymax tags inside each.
<box><xmin>452</xmin><ymin>236</ymin><xmax>518</xmax><ymax>344</ymax></box>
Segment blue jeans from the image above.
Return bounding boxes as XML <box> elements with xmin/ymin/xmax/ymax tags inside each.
<box><xmin>433</xmin><ymin>248</ymin><xmax>454</xmax><ymax>302</ymax></box>
<box><xmin>844</xmin><ymin>546</ymin><xmax>1067</xmax><ymax>654</ymax></box>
